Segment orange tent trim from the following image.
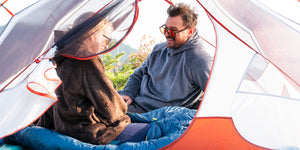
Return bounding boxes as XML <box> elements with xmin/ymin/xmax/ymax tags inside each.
<box><xmin>163</xmin><ymin>117</ymin><xmax>269</xmax><ymax>150</ymax></box>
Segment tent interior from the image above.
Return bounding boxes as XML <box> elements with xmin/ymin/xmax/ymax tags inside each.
<box><xmin>1</xmin><ymin>0</ymin><xmax>300</xmax><ymax>149</ymax></box>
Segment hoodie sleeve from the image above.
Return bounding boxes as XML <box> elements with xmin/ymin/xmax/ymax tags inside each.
<box><xmin>189</xmin><ymin>48</ymin><xmax>213</xmax><ymax>91</ymax></box>
<box><xmin>118</xmin><ymin>55</ymin><xmax>150</xmax><ymax>101</ymax></box>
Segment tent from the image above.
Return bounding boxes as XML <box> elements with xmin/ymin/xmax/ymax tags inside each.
<box><xmin>1</xmin><ymin>0</ymin><xmax>300</xmax><ymax>149</ymax></box>
<box><xmin>165</xmin><ymin>0</ymin><xmax>300</xmax><ymax>149</ymax></box>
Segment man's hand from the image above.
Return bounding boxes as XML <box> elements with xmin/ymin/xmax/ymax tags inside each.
<box><xmin>121</xmin><ymin>95</ymin><xmax>132</xmax><ymax>105</ymax></box>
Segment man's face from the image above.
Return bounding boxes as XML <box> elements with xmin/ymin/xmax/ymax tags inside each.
<box><xmin>164</xmin><ymin>16</ymin><xmax>191</xmax><ymax>49</ymax></box>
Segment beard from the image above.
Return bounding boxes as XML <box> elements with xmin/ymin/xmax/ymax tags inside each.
<box><xmin>166</xmin><ymin>36</ymin><xmax>176</xmax><ymax>49</ymax></box>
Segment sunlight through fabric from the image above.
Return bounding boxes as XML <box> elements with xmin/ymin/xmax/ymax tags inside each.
<box><xmin>0</xmin><ymin>0</ymin><xmax>138</xmax><ymax>141</ymax></box>
<box><xmin>170</xmin><ymin>0</ymin><xmax>300</xmax><ymax>149</ymax></box>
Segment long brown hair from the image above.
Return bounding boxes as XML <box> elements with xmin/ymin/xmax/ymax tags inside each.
<box><xmin>54</xmin><ymin>12</ymin><xmax>112</xmax><ymax>58</ymax></box>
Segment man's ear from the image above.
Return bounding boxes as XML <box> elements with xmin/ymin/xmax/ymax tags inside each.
<box><xmin>188</xmin><ymin>27</ymin><xmax>196</xmax><ymax>36</ymax></box>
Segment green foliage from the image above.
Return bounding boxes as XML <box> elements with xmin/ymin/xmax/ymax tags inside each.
<box><xmin>103</xmin><ymin>35</ymin><xmax>157</xmax><ymax>90</ymax></box>
<box><xmin>103</xmin><ymin>52</ymin><xmax>135</xmax><ymax>90</ymax></box>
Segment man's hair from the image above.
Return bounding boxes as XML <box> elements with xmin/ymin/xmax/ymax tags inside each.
<box><xmin>167</xmin><ymin>3</ymin><xmax>198</xmax><ymax>28</ymax></box>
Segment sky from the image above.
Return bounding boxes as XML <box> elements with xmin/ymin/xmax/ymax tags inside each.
<box><xmin>1</xmin><ymin>0</ymin><xmax>299</xmax><ymax>49</ymax></box>
<box><xmin>122</xmin><ymin>0</ymin><xmax>169</xmax><ymax>48</ymax></box>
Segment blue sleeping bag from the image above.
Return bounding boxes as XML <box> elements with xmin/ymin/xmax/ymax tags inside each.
<box><xmin>3</xmin><ymin>106</ymin><xmax>196</xmax><ymax>150</ymax></box>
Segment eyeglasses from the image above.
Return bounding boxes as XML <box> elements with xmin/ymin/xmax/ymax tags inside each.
<box><xmin>102</xmin><ymin>34</ymin><xmax>111</xmax><ymax>45</ymax></box>
<box><xmin>159</xmin><ymin>25</ymin><xmax>189</xmax><ymax>38</ymax></box>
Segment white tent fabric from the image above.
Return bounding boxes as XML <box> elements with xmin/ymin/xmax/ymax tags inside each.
<box><xmin>196</xmin><ymin>0</ymin><xmax>300</xmax><ymax>149</ymax></box>
<box><xmin>0</xmin><ymin>0</ymin><xmax>82</xmax><ymax>139</ymax></box>
<box><xmin>0</xmin><ymin>47</ymin><xmax>60</xmax><ymax>139</ymax></box>
<box><xmin>0</xmin><ymin>0</ymin><xmax>138</xmax><ymax>140</ymax></box>
<box><xmin>1</xmin><ymin>0</ymin><xmax>300</xmax><ymax>149</ymax></box>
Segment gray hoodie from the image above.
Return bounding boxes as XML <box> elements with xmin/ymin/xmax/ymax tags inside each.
<box><xmin>119</xmin><ymin>30</ymin><xmax>212</xmax><ymax>113</ymax></box>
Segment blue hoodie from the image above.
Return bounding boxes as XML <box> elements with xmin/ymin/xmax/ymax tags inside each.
<box><xmin>119</xmin><ymin>30</ymin><xmax>213</xmax><ymax>112</ymax></box>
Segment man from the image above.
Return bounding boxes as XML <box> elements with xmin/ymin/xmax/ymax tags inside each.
<box><xmin>119</xmin><ymin>3</ymin><xmax>213</xmax><ymax>113</ymax></box>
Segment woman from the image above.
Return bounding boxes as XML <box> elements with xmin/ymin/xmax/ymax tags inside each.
<box><xmin>36</xmin><ymin>12</ymin><xmax>134</xmax><ymax>145</ymax></box>
<box><xmin>4</xmin><ymin>11</ymin><xmax>150</xmax><ymax>146</ymax></box>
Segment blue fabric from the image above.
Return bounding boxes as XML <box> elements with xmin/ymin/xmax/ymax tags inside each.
<box><xmin>113</xmin><ymin>123</ymin><xmax>150</xmax><ymax>144</ymax></box>
<box><xmin>4</xmin><ymin>106</ymin><xmax>196</xmax><ymax>150</ymax></box>
<box><xmin>0</xmin><ymin>144</ymin><xmax>23</xmax><ymax>150</ymax></box>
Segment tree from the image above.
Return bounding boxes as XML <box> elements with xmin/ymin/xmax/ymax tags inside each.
<box><xmin>103</xmin><ymin>35</ymin><xmax>157</xmax><ymax>90</ymax></box>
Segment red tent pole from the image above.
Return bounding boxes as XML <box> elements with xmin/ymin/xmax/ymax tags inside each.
<box><xmin>0</xmin><ymin>0</ymin><xmax>15</xmax><ymax>16</ymax></box>
<box><xmin>164</xmin><ymin>0</ymin><xmax>175</xmax><ymax>7</ymax></box>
